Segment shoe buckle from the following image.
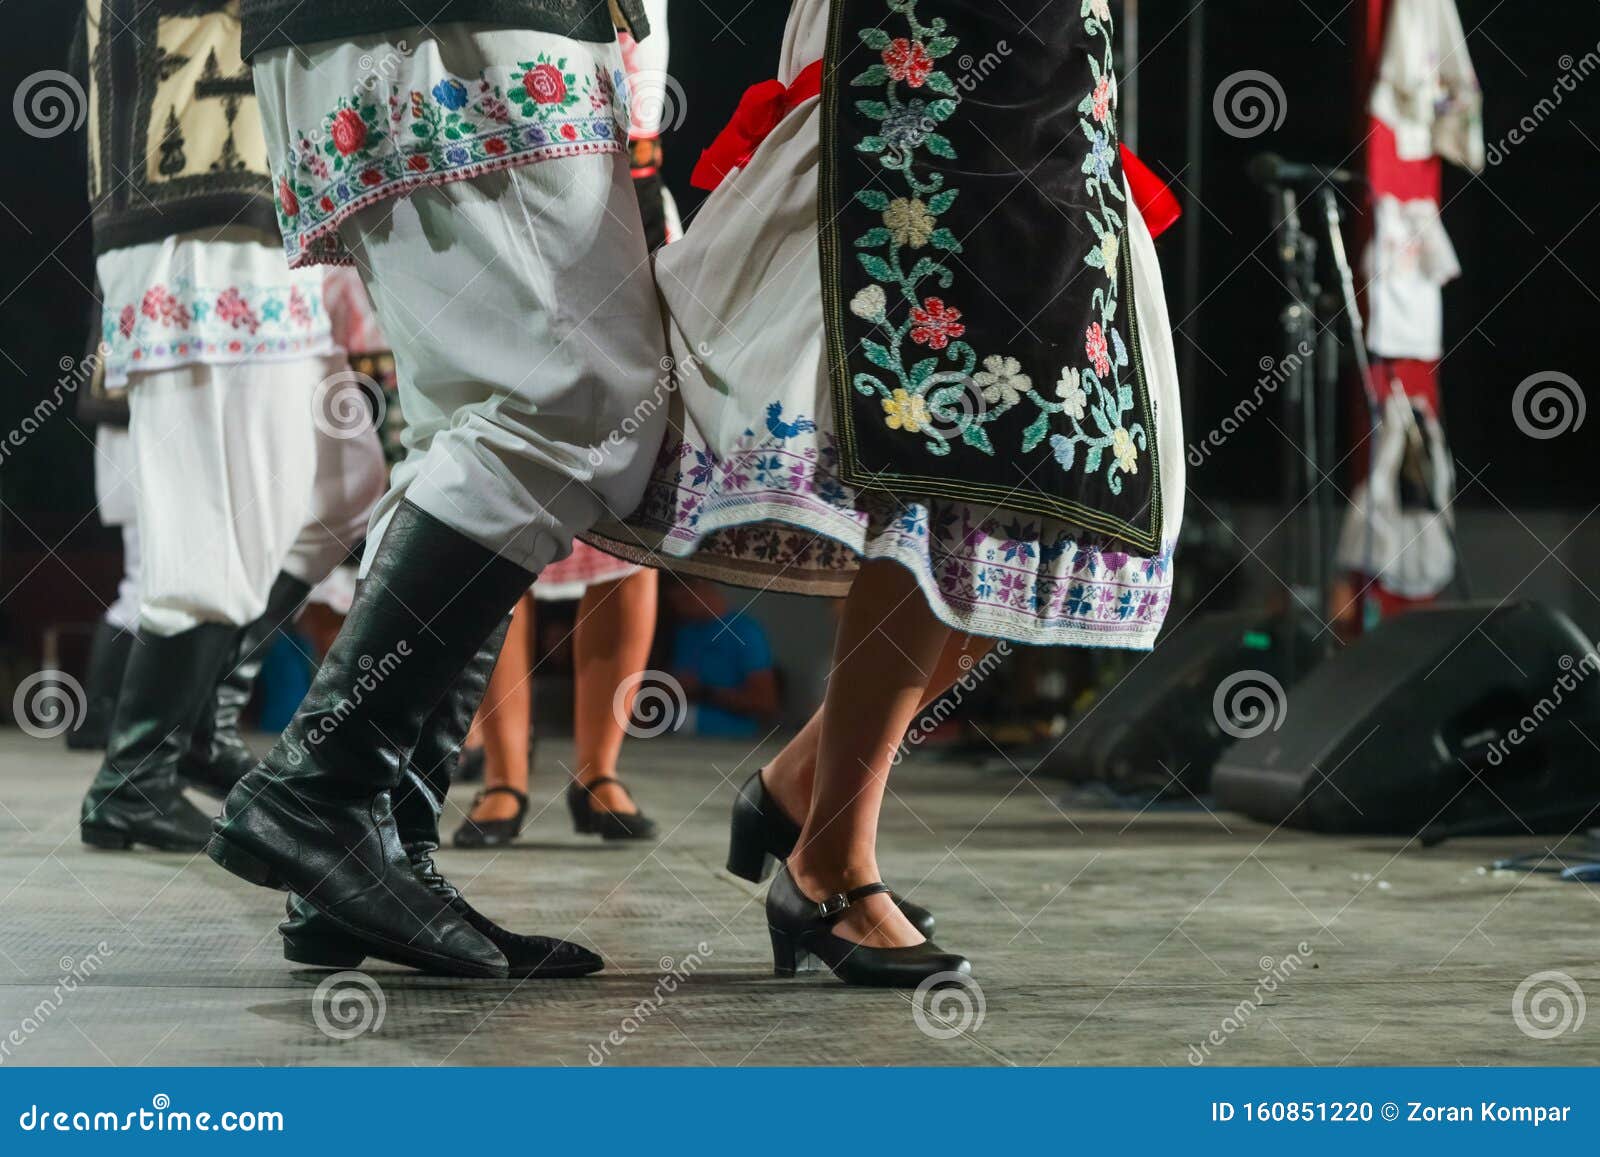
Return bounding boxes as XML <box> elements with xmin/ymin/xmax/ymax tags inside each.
<box><xmin>817</xmin><ymin>892</ymin><xmax>852</xmax><ymax>919</ymax></box>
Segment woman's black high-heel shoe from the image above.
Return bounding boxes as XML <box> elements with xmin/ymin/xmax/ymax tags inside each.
<box><xmin>567</xmin><ymin>777</ymin><xmax>658</xmax><ymax>841</ymax></box>
<box><xmin>766</xmin><ymin>865</ymin><xmax>969</xmax><ymax>988</ymax></box>
<box><xmin>728</xmin><ymin>768</ymin><xmax>937</xmax><ymax>937</ymax></box>
<box><xmin>451</xmin><ymin>785</ymin><xmax>527</xmax><ymax>848</ymax></box>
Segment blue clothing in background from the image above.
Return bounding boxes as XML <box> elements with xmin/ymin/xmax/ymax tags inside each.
<box><xmin>669</xmin><ymin>616</ymin><xmax>773</xmax><ymax>739</ymax></box>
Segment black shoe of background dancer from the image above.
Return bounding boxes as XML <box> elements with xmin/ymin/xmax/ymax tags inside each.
<box><xmin>181</xmin><ymin>572</ymin><xmax>311</xmax><ymax>799</ymax></box>
<box><xmin>207</xmin><ymin>502</ymin><xmax>533</xmax><ymax>979</ymax></box>
<box><xmin>79</xmin><ymin>623</ymin><xmax>236</xmax><ymax>851</ymax></box>
<box><xmin>66</xmin><ymin>619</ymin><xmax>134</xmax><ymax>751</ymax></box>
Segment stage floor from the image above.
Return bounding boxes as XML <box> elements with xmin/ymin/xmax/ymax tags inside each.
<box><xmin>1</xmin><ymin>730</ymin><xmax>1596</xmax><ymax>1067</ymax></box>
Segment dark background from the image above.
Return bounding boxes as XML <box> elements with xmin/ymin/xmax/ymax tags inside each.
<box><xmin>1</xmin><ymin>0</ymin><xmax>1596</xmax><ymax>649</ymax></box>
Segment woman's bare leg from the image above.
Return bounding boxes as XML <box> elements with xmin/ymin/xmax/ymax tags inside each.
<box><xmin>763</xmin><ymin>632</ymin><xmax>995</xmax><ymax>827</ymax></box>
<box><xmin>571</xmin><ymin>568</ymin><xmax>659</xmax><ymax>813</ymax></box>
<box><xmin>785</xmin><ymin>559</ymin><xmax>951</xmax><ymax>948</ymax></box>
<box><xmin>467</xmin><ymin>591</ymin><xmax>534</xmax><ymax>822</ymax></box>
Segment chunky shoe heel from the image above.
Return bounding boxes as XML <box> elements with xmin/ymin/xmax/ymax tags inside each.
<box><xmin>726</xmin><ymin>823</ymin><xmax>775</xmax><ymax>884</ymax></box>
<box><xmin>566</xmin><ymin>787</ymin><xmax>596</xmax><ymax>834</ymax></box>
<box><xmin>80</xmin><ymin>824</ymin><xmax>134</xmax><ymax>850</ymax></box>
<box><xmin>567</xmin><ymin>778</ymin><xmax>658</xmax><ymax>840</ymax></box>
<box><xmin>282</xmin><ymin>932</ymin><xmax>368</xmax><ymax>969</ymax></box>
<box><xmin>769</xmin><ymin>926</ymin><xmax>800</xmax><ymax>977</ymax></box>
<box><xmin>206</xmin><ymin>831</ymin><xmax>286</xmax><ymax>890</ymax></box>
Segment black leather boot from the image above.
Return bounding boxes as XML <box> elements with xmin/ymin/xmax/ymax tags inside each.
<box><xmin>279</xmin><ymin>617</ymin><xmax>603</xmax><ymax>979</ymax></box>
<box><xmin>79</xmin><ymin>623</ymin><xmax>235</xmax><ymax>851</ymax></box>
<box><xmin>208</xmin><ymin>501</ymin><xmax>528</xmax><ymax>978</ymax></box>
<box><xmin>181</xmin><ymin>571</ymin><xmax>311</xmax><ymax>799</ymax></box>
<box><xmin>66</xmin><ymin>619</ymin><xmax>134</xmax><ymax>751</ymax></box>
<box><xmin>728</xmin><ymin>768</ymin><xmax>937</xmax><ymax>937</ymax></box>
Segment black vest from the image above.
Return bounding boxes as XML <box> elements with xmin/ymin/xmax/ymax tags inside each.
<box><xmin>84</xmin><ymin>0</ymin><xmax>279</xmax><ymax>255</ymax></box>
<box><xmin>239</xmin><ymin>0</ymin><xmax>650</xmax><ymax>59</ymax></box>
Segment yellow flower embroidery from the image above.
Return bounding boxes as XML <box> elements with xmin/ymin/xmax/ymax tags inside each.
<box><xmin>883</xmin><ymin>197</ymin><xmax>936</xmax><ymax>248</ymax></box>
<box><xmin>1101</xmin><ymin>232</ymin><xmax>1120</xmax><ymax>281</ymax></box>
<box><xmin>883</xmin><ymin>388</ymin><xmax>930</xmax><ymax>433</ymax></box>
<box><xmin>1112</xmin><ymin>426</ymin><xmax>1138</xmax><ymax>473</ymax></box>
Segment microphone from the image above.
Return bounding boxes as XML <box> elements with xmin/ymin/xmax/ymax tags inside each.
<box><xmin>1248</xmin><ymin>152</ymin><xmax>1363</xmax><ymax>189</ymax></box>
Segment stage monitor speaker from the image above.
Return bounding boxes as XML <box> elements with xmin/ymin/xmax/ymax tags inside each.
<box><xmin>1212</xmin><ymin>602</ymin><xmax>1600</xmax><ymax>837</ymax></box>
<box><xmin>1040</xmin><ymin>611</ymin><xmax>1319</xmax><ymax>799</ymax></box>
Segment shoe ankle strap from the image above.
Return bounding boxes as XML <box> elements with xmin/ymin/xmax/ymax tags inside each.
<box><xmin>816</xmin><ymin>882</ymin><xmax>892</xmax><ymax>921</ymax></box>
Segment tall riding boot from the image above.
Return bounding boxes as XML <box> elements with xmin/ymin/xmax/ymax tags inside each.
<box><xmin>279</xmin><ymin>617</ymin><xmax>604</xmax><ymax>978</ymax></box>
<box><xmin>79</xmin><ymin>624</ymin><xmax>236</xmax><ymax>851</ymax></box>
<box><xmin>209</xmin><ymin>501</ymin><xmax>533</xmax><ymax>978</ymax></box>
<box><xmin>66</xmin><ymin>619</ymin><xmax>135</xmax><ymax>750</ymax></box>
<box><xmin>181</xmin><ymin>571</ymin><xmax>311</xmax><ymax>799</ymax></box>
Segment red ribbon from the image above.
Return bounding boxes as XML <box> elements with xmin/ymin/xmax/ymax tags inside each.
<box><xmin>691</xmin><ymin>61</ymin><xmax>825</xmax><ymax>191</ymax></box>
<box><xmin>1120</xmin><ymin>145</ymin><xmax>1181</xmax><ymax>239</ymax></box>
<box><xmin>691</xmin><ymin>59</ymin><xmax>1182</xmax><ymax>241</ymax></box>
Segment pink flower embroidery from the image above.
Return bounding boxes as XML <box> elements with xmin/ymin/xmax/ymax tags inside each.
<box><xmin>278</xmin><ymin>177</ymin><xmax>299</xmax><ymax>218</ymax></box>
<box><xmin>1085</xmin><ymin>323</ymin><xmax>1111</xmax><ymax>377</ymax></box>
<box><xmin>910</xmin><ymin>297</ymin><xmax>966</xmax><ymax>350</ymax></box>
<box><xmin>216</xmin><ymin>288</ymin><xmax>259</xmax><ymax>335</ymax></box>
<box><xmin>118</xmin><ymin>305</ymin><xmax>135</xmax><ymax>338</ymax></box>
<box><xmin>524</xmin><ymin>63</ymin><xmax>567</xmax><ymax>105</ymax></box>
<box><xmin>1091</xmin><ymin>76</ymin><xmax>1112</xmax><ymax>123</ymax></box>
<box><xmin>288</xmin><ymin>287</ymin><xmax>311</xmax><ymax>329</ymax></box>
<box><xmin>140</xmin><ymin>286</ymin><xmax>191</xmax><ymax>328</ymax></box>
<box><xmin>330</xmin><ymin>107</ymin><xmax>367</xmax><ymax>156</ymax></box>
<box><xmin>883</xmin><ymin>39</ymin><xmax>934</xmax><ymax>88</ymax></box>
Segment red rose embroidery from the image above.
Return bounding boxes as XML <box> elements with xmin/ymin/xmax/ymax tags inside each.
<box><xmin>883</xmin><ymin>39</ymin><xmax>933</xmax><ymax>88</ymax></box>
<box><xmin>1086</xmin><ymin>323</ymin><xmax>1111</xmax><ymax>377</ymax></box>
<box><xmin>910</xmin><ymin>297</ymin><xmax>965</xmax><ymax>350</ymax></box>
<box><xmin>320</xmin><ymin>195</ymin><xmax>335</xmax><ymax>212</ymax></box>
<box><xmin>484</xmin><ymin>136</ymin><xmax>509</xmax><ymax>156</ymax></box>
<box><xmin>406</xmin><ymin>154</ymin><xmax>430</xmax><ymax>172</ymax></box>
<box><xmin>524</xmin><ymin>63</ymin><xmax>568</xmax><ymax>105</ymax></box>
<box><xmin>118</xmin><ymin>305</ymin><xmax>135</xmax><ymax>338</ymax></box>
<box><xmin>330</xmin><ymin>107</ymin><xmax>368</xmax><ymax>156</ymax></box>
<box><xmin>559</xmin><ymin>123</ymin><xmax>578</xmax><ymax>141</ymax></box>
<box><xmin>278</xmin><ymin>177</ymin><xmax>299</xmax><ymax>217</ymax></box>
<box><xmin>359</xmin><ymin>168</ymin><xmax>384</xmax><ymax>186</ymax></box>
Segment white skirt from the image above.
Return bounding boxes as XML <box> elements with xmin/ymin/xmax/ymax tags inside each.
<box><xmin>587</xmin><ymin>0</ymin><xmax>1185</xmax><ymax>649</ymax></box>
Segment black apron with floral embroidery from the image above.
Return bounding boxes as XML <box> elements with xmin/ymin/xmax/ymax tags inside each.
<box><xmin>818</xmin><ymin>0</ymin><xmax>1163</xmax><ymax>554</ymax></box>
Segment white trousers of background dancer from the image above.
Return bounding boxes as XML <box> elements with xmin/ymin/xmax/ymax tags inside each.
<box><xmin>128</xmin><ymin>355</ymin><xmax>386</xmax><ymax>636</ymax></box>
<box><xmin>93</xmin><ymin>425</ymin><xmax>141</xmax><ymax>632</ymax></box>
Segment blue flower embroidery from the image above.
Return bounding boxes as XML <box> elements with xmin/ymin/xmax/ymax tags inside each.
<box><xmin>432</xmin><ymin>79</ymin><xmax>469</xmax><ymax>110</ymax></box>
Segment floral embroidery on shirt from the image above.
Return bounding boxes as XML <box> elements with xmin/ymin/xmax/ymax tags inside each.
<box><xmin>101</xmin><ymin>278</ymin><xmax>330</xmax><ymax>381</ymax></box>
